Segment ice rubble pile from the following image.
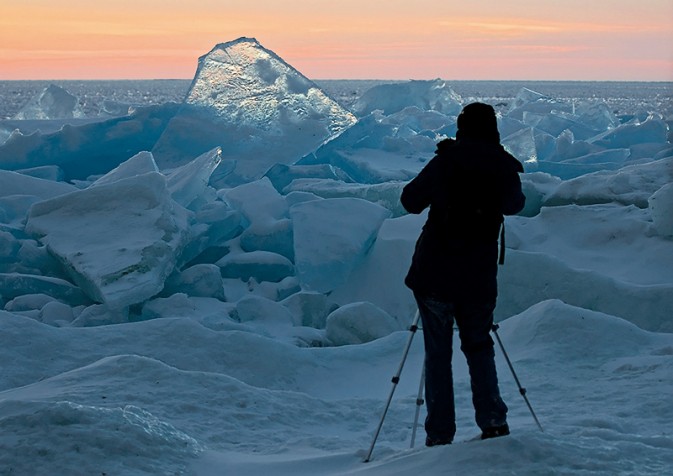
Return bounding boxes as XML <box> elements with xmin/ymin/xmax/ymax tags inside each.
<box><xmin>0</xmin><ymin>145</ymin><xmax>395</xmax><ymax>342</ymax></box>
<box><xmin>499</xmin><ymin>88</ymin><xmax>672</xmax><ymax>180</ymax></box>
<box><xmin>0</xmin><ymin>38</ymin><xmax>672</xmax><ymax>341</ymax></box>
<box><xmin>299</xmin><ymin>84</ymin><xmax>673</xmax><ymax>184</ymax></box>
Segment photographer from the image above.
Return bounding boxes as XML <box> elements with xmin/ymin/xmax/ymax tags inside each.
<box><xmin>401</xmin><ymin>102</ymin><xmax>526</xmax><ymax>446</ymax></box>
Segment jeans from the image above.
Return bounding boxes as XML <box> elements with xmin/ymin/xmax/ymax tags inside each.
<box><xmin>414</xmin><ymin>291</ymin><xmax>508</xmax><ymax>442</ymax></box>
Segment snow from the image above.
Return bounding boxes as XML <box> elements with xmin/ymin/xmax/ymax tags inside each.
<box><xmin>1</xmin><ymin>39</ymin><xmax>672</xmax><ymax>475</ymax></box>
<box><xmin>544</xmin><ymin>157</ymin><xmax>673</xmax><ymax>208</ymax></box>
<box><xmin>1</xmin><ymin>299</ymin><xmax>672</xmax><ymax>475</ymax></box>
<box><xmin>325</xmin><ymin>301</ymin><xmax>400</xmax><ymax>346</ymax></box>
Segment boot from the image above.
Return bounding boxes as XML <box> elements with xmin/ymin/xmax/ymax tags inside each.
<box><xmin>481</xmin><ymin>423</ymin><xmax>509</xmax><ymax>440</ymax></box>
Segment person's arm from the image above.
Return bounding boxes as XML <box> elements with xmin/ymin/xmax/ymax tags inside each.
<box><xmin>401</xmin><ymin>156</ymin><xmax>440</xmax><ymax>214</ymax></box>
<box><xmin>401</xmin><ymin>139</ymin><xmax>454</xmax><ymax>214</ymax></box>
<box><xmin>500</xmin><ymin>153</ymin><xmax>526</xmax><ymax>216</ymax></box>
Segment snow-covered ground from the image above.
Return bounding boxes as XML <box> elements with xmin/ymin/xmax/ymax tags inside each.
<box><xmin>0</xmin><ymin>38</ymin><xmax>672</xmax><ymax>475</ymax></box>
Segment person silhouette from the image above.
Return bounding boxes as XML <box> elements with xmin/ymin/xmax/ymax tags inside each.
<box><xmin>401</xmin><ymin>102</ymin><xmax>525</xmax><ymax>446</ymax></box>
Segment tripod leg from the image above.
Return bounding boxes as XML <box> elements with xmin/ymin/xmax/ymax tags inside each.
<box><xmin>492</xmin><ymin>324</ymin><xmax>543</xmax><ymax>432</ymax></box>
<box><xmin>364</xmin><ymin>311</ymin><xmax>421</xmax><ymax>463</ymax></box>
<box><xmin>410</xmin><ymin>363</ymin><xmax>425</xmax><ymax>448</ymax></box>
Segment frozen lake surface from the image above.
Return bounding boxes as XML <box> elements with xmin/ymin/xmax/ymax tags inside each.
<box><xmin>1</xmin><ymin>79</ymin><xmax>671</xmax><ymax>119</ymax></box>
<box><xmin>0</xmin><ymin>41</ymin><xmax>672</xmax><ymax>475</ymax></box>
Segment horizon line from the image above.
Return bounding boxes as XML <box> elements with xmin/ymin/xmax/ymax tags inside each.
<box><xmin>2</xmin><ymin>77</ymin><xmax>672</xmax><ymax>83</ymax></box>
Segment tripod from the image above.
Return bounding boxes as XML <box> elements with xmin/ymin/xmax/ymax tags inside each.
<box><xmin>364</xmin><ymin>313</ymin><xmax>542</xmax><ymax>462</ymax></box>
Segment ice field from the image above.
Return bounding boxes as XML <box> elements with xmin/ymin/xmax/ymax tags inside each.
<box><xmin>0</xmin><ymin>38</ymin><xmax>672</xmax><ymax>475</ymax></box>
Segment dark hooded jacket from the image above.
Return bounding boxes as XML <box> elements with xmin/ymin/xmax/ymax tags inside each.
<box><xmin>401</xmin><ymin>103</ymin><xmax>525</xmax><ymax>303</ymax></box>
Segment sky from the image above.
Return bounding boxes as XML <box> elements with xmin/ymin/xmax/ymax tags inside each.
<box><xmin>1</xmin><ymin>0</ymin><xmax>672</xmax><ymax>81</ymax></box>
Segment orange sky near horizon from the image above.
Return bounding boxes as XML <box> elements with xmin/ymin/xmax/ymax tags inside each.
<box><xmin>1</xmin><ymin>0</ymin><xmax>672</xmax><ymax>81</ymax></box>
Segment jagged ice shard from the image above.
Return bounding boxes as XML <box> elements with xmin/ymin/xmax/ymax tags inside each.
<box><xmin>13</xmin><ymin>84</ymin><xmax>84</xmax><ymax>121</ymax></box>
<box><xmin>25</xmin><ymin>173</ymin><xmax>192</xmax><ymax>310</ymax></box>
<box><xmin>152</xmin><ymin>37</ymin><xmax>356</xmax><ymax>185</ymax></box>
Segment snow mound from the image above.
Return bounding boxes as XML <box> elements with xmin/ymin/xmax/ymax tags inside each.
<box><xmin>500</xmin><ymin>299</ymin><xmax>656</xmax><ymax>359</ymax></box>
<box><xmin>544</xmin><ymin>157</ymin><xmax>673</xmax><ymax>208</ymax></box>
<box><xmin>0</xmin><ymin>313</ymin><xmax>312</xmax><ymax>392</ymax></box>
<box><xmin>326</xmin><ymin>301</ymin><xmax>400</xmax><ymax>345</ymax></box>
<box><xmin>498</xmin><ymin>250</ymin><xmax>673</xmax><ymax>332</ymax></box>
<box><xmin>507</xmin><ymin>204</ymin><xmax>673</xmax><ymax>286</ymax></box>
<box><xmin>0</xmin><ymin>398</ymin><xmax>202</xmax><ymax>476</ymax></box>
<box><xmin>280</xmin><ymin>291</ymin><xmax>338</xmax><ymax>328</ymax></box>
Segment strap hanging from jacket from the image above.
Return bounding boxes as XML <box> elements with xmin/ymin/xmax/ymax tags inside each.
<box><xmin>498</xmin><ymin>222</ymin><xmax>506</xmax><ymax>265</ymax></box>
